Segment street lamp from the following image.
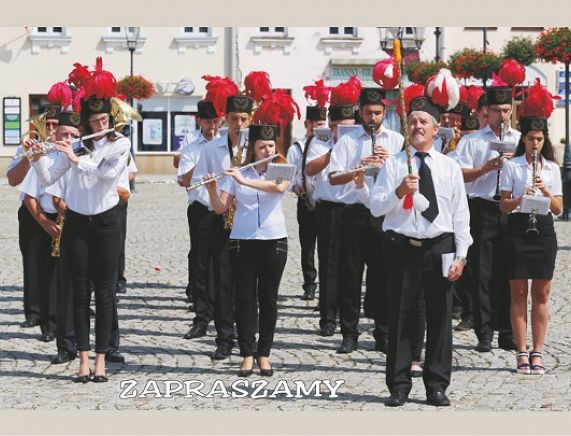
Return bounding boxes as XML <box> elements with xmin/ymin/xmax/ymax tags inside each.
<box><xmin>562</xmin><ymin>61</ymin><xmax>571</xmax><ymax>220</ymax></box>
<box><xmin>124</xmin><ymin>26</ymin><xmax>140</xmax><ymax>191</ymax></box>
<box><xmin>379</xmin><ymin>27</ymin><xmax>425</xmax><ymax>55</ymax></box>
<box><xmin>434</xmin><ymin>27</ymin><xmax>442</xmax><ymax>61</ymax></box>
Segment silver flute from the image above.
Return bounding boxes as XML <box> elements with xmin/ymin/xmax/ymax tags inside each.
<box><xmin>13</xmin><ymin>127</ymin><xmax>119</xmax><ymax>160</ymax></box>
<box><xmin>187</xmin><ymin>154</ymin><xmax>279</xmax><ymax>191</ymax></box>
<box><xmin>330</xmin><ymin>164</ymin><xmax>379</xmax><ymax>179</ymax></box>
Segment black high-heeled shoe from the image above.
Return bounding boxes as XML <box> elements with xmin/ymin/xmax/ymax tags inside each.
<box><xmin>257</xmin><ymin>358</ymin><xmax>274</xmax><ymax>377</ymax></box>
<box><xmin>73</xmin><ymin>371</ymin><xmax>93</xmax><ymax>383</ymax></box>
<box><xmin>92</xmin><ymin>374</ymin><xmax>108</xmax><ymax>383</ymax></box>
<box><xmin>238</xmin><ymin>359</ymin><xmax>254</xmax><ymax>377</ymax></box>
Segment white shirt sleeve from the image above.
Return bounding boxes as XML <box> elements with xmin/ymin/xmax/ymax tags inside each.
<box><xmin>328</xmin><ymin>136</ymin><xmax>349</xmax><ymax>174</ymax></box>
<box><xmin>369</xmin><ymin>156</ymin><xmax>402</xmax><ymax>217</ymax></box>
<box><xmin>76</xmin><ymin>137</ymin><xmax>131</xmax><ymax>181</ymax></box>
<box><xmin>31</xmin><ymin>152</ymin><xmax>72</xmax><ymax>187</ymax></box>
<box><xmin>450</xmin><ymin>164</ymin><xmax>472</xmax><ymax>258</ymax></box>
<box><xmin>499</xmin><ymin>160</ymin><xmax>515</xmax><ymax>193</ymax></box>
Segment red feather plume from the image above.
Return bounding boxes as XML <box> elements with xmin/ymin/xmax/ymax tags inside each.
<box><xmin>202</xmin><ymin>75</ymin><xmax>240</xmax><ymax>117</ymax></box>
<box><xmin>68</xmin><ymin>63</ymin><xmax>91</xmax><ymax>89</ymax></box>
<box><xmin>372</xmin><ymin>57</ymin><xmax>399</xmax><ymax>89</ymax></box>
<box><xmin>498</xmin><ymin>59</ymin><xmax>526</xmax><ymax>87</ymax></box>
<box><xmin>465</xmin><ymin>85</ymin><xmax>485</xmax><ymax>112</ymax></box>
<box><xmin>72</xmin><ymin>87</ymin><xmax>86</xmax><ymax>113</ymax></box>
<box><xmin>490</xmin><ymin>72</ymin><xmax>508</xmax><ymax>87</ymax></box>
<box><xmin>253</xmin><ymin>89</ymin><xmax>301</xmax><ymax>136</ymax></box>
<box><xmin>243</xmin><ymin>71</ymin><xmax>272</xmax><ymax>103</ymax></box>
<box><xmin>330</xmin><ymin>76</ymin><xmax>362</xmax><ymax>106</ymax></box>
<box><xmin>47</xmin><ymin>82</ymin><xmax>72</xmax><ymax>109</ymax></box>
<box><xmin>84</xmin><ymin>57</ymin><xmax>117</xmax><ymax>99</ymax></box>
<box><xmin>397</xmin><ymin>83</ymin><xmax>425</xmax><ymax>119</ymax></box>
<box><xmin>303</xmin><ymin>79</ymin><xmax>331</xmax><ymax>107</ymax></box>
<box><xmin>519</xmin><ymin>78</ymin><xmax>559</xmax><ymax>119</ymax></box>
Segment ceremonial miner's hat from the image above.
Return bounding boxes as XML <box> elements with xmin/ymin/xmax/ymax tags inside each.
<box><xmin>461</xmin><ymin>115</ymin><xmax>480</xmax><ymax>131</ymax></box>
<box><xmin>329</xmin><ymin>76</ymin><xmax>361</xmax><ymax>121</ymax></box>
<box><xmin>41</xmin><ymin>105</ymin><xmax>61</xmax><ymax>120</ymax></box>
<box><xmin>306</xmin><ymin>106</ymin><xmax>327</xmax><ymax>121</ymax></box>
<box><xmin>518</xmin><ymin>79</ymin><xmax>556</xmax><ymax>134</ymax></box>
<box><xmin>407</xmin><ymin>96</ymin><xmax>441</xmax><ymax>122</ymax></box>
<box><xmin>58</xmin><ymin>111</ymin><xmax>82</xmax><ymax>129</ymax></box>
<box><xmin>226</xmin><ymin>95</ymin><xmax>254</xmax><ymax>114</ymax></box>
<box><xmin>358</xmin><ymin>87</ymin><xmax>387</xmax><ymax>107</ymax></box>
<box><xmin>486</xmin><ymin>86</ymin><xmax>513</xmax><ymax>105</ymax></box>
<box><xmin>197</xmin><ymin>100</ymin><xmax>218</xmax><ymax>119</ymax></box>
<box><xmin>248</xmin><ymin>124</ymin><xmax>279</xmax><ymax>142</ymax></box>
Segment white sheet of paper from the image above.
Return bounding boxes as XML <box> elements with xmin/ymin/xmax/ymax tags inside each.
<box><xmin>438</xmin><ymin>127</ymin><xmax>455</xmax><ymax>142</ymax></box>
<box><xmin>337</xmin><ymin>124</ymin><xmax>361</xmax><ymax>138</ymax></box>
<box><xmin>488</xmin><ymin>140</ymin><xmax>517</xmax><ymax>154</ymax></box>
<box><xmin>521</xmin><ymin>195</ymin><xmax>550</xmax><ymax>215</ymax></box>
<box><xmin>442</xmin><ymin>253</ymin><xmax>455</xmax><ymax>278</ymax></box>
<box><xmin>266</xmin><ymin>163</ymin><xmax>296</xmax><ymax>182</ymax></box>
<box><xmin>314</xmin><ymin>127</ymin><xmax>332</xmax><ymax>142</ymax></box>
<box><xmin>237</xmin><ymin>128</ymin><xmax>249</xmax><ymax>147</ymax></box>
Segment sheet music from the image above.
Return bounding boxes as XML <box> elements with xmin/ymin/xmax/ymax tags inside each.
<box><xmin>314</xmin><ymin>127</ymin><xmax>332</xmax><ymax>142</ymax></box>
<box><xmin>488</xmin><ymin>140</ymin><xmax>517</xmax><ymax>154</ymax></box>
<box><xmin>520</xmin><ymin>195</ymin><xmax>550</xmax><ymax>215</ymax></box>
<box><xmin>266</xmin><ymin>163</ymin><xmax>296</xmax><ymax>182</ymax></box>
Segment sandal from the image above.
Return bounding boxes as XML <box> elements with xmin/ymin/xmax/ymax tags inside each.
<box><xmin>515</xmin><ymin>351</ymin><xmax>530</xmax><ymax>375</ymax></box>
<box><xmin>529</xmin><ymin>351</ymin><xmax>545</xmax><ymax>375</ymax></box>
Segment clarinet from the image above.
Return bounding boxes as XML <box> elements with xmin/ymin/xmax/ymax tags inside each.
<box><xmin>493</xmin><ymin>121</ymin><xmax>505</xmax><ymax>201</ymax></box>
<box><xmin>369</xmin><ymin>124</ymin><xmax>376</xmax><ymax>156</ymax></box>
<box><xmin>525</xmin><ymin>148</ymin><xmax>540</xmax><ymax>237</ymax></box>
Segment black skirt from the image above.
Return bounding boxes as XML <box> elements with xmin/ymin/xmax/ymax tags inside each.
<box><xmin>505</xmin><ymin>213</ymin><xmax>557</xmax><ymax>279</ymax></box>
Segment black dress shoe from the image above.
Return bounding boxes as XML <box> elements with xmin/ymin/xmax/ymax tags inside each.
<box><xmin>374</xmin><ymin>338</ymin><xmax>388</xmax><ymax>353</ymax></box>
<box><xmin>427</xmin><ymin>391</ymin><xmax>450</xmax><ymax>407</ymax></box>
<box><xmin>319</xmin><ymin>325</ymin><xmax>335</xmax><ymax>337</ymax></box>
<box><xmin>476</xmin><ymin>337</ymin><xmax>492</xmax><ymax>352</ymax></box>
<box><xmin>336</xmin><ymin>336</ymin><xmax>358</xmax><ymax>354</ymax></box>
<box><xmin>20</xmin><ymin>319</ymin><xmax>40</xmax><ymax>328</ymax></box>
<box><xmin>40</xmin><ymin>333</ymin><xmax>55</xmax><ymax>342</ymax></box>
<box><xmin>51</xmin><ymin>351</ymin><xmax>76</xmax><ymax>364</ymax></box>
<box><xmin>498</xmin><ymin>336</ymin><xmax>517</xmax><ymax>351</ymax></box>
<box><xmin>301</xmin><ymin>286</ymin><xmax>316</xmax><ymax>301</ymax></box>
<box><xmin>386</xmin><ymin>390</ymin><xmax>408</xmax><ymax>407</ymax></box>
<box><xmin>183</xmin><ymin>324</ymin><xmax>207</xmax><ymax>339</ymax></box>
<box><xmin>237</xmin><ymin>363</ymin><xmax>254</xmax><ymax>377</ymax></box>
<box><xmin>92</xmin><ymin>374</ymin><xmax>108</xmax><ymax>383</ymax></box>
<box><xmin>105</xmin><ymin>351</ymin><xmax>125</xmax><ymax>363</ymax></box>
<box><xmin>116</xmin><ymin>282</ymin><xmax>127</xmax><ymax>294</ymax></box>
<box><xmin>454</xmin><ymin>319</ymin><xmax>474</xmax><ymax>331</ymax></box>
<box><xmin>74</xmin><ymin>373</ymin><xmax>92</xmax><ymax>383</ymax></box>
<box><xmin>212</xmin><ymin>345</ymin><xmax>232</xmax><ymax>360</ymax></box>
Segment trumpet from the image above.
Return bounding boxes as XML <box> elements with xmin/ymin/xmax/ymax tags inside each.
<box><xmin>13</xmin><ymin>126</ymin><xmax>125</xmax><ymax>160</ymax></box>
<box><xmin>493</xmin><ymin>121</ymin><xmax>505</xmax><ymax>201</ymax></box>
<box><xmin>525</xmin><ymin>148</ymin><xmax>540</xmax><ymax>238</ymax></box>
<box><xmin>187</xmin><ymin>154</ymin><xmax>279</xmax><ymax>191</ymax></box>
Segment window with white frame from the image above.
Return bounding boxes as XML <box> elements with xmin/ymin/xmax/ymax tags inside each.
<box><xmin>34</xmin><ymin>27</ymin><xmax>65</xmax><ymax>35</ymax></box>
<box><xmin>183</xmin><ymin>27</ymin><xmax>211</xmax><ymax>36</ymax></box>
<box><xmin>328</xmin><ymin>27</ymin><xmax>357</xmax><ymax>37</ymax></box>
<box><xmin>258</xmin><ymin>27</ymin><xmax>286</xmax><ymax>36</ymax></box>
<box><xmin>29</xmin><ymin>27</ymin><xmax>70</xmax><ymax>54</ymax></box>
<box><xmin>109</xmin><ymin>27</ymin><xmax>139</xmax><ymax>38</ymax></box>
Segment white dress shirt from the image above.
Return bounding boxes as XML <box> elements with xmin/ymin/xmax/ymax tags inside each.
<box><xmin>191</xmin><ymin>133</ymin><xmax>244</xmax><ymax>209</ymax></box>
<box><xmin>7</xmin><ymin>146</ymin><xmax>27</xmax><ymax>201</ymax></box>
<box><xmin>370</xmin><ymin>145</ymin><xmax>473</xmax><ymax>258</ymax></box>
<box><xmin>31</xmin><ymin>134</ymin><xmax>131</xmax><ymax>215</ymax></box>
<box><xmin>18</xmin><ymin>156</ymin><xmax>58</xmax><ymax>214</ymax></box>
<box><xmin>117</xmin><ymin>153</ymin><xmax>137</xmax><ymax>192</ymax></box>
<box><xmin>220</xmin><ymin>167</ymin><xmax>287</xmax><ymax>240</ymax></box>
<box><xmin>286</xmin><ymin>137</ymin><xmax>312</xmax><ymax>191</ymax></box>
<box><xmin>177</xmin><ymin>131</ymin><xmax>219</xmax><ymax>180</ymax></box>
<box><xmin>500</xmin><ymin>154</ymin><xmax>562</xmax><ymax>213</ymax></box>
<box><xmin>306</xmin><ymin>137</ymin><xmax>345</xmax><ymax>203</ymax></box>
<box><xmin>329</xmin><ymin>125</ymin><xmax>404</xmax><ymax>205</ymax></box>
<box><xmin>457</xmin><ymin>125</ymin><xmax>521</xmax><ymax>199</ymax></box>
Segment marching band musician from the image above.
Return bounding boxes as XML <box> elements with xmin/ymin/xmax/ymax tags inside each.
<box><xmin>177</xmin><ymin>100</ymin><xmax>223</xmax><ymax>306</ymax></box>
<box><xmin>328</xmin><ymin>86</ymin><xmax>403</xmax><ymax>354</ymax></box>
<box><xmin>369</xmin><ymin>96</ymin><xmax>472</xmax><ymax>407</ymax></box>
<box><xmin>204</xmin><ymin>123</ymin><xmax>290</xmax><ymax>377</ymax></box>
<box><xmin>186</xmin><ymin>80</ymin><xmax>253</xmax><ymax>361</ymax></box>
<box><xmin>499</xmin><ymin>82</ymin><xmax>562</xmax><ymax>375</ymax></box>
<box><xmin>27</xmin><ymin>59</ymin><xmax>130</xmax><ymax>383</ymax></box>
<box><xmin>457</xmin><ymin>86</ymin><xmax>521</xmax><ymax>353</ymax></box>
<box><xmin>286</xmin><ymin>101</ymin><xmax>327</xmax><ymax>301</ymax></box>
<box><xmin>8</xmin><ymin>105</ymin><xmax>60</xmax><ymax>330</ymax></box>
<box><xmin>304</xmin><ymin>77</ymin><xmax>359</xmax><ymax>338</ymax></box>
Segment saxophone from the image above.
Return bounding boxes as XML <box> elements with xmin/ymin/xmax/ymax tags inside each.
<box><xmin>51</xmin><ymin>213</ymin><xmax>65</xmax><ymax>257</ymax></box>
<box><xmin>223</xmin><ymin>130</ymin><xmax>248</xmax><ymax>230</ymax></box>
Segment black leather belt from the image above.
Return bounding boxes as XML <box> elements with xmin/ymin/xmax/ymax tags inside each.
<box><xmin>385</xmin><ymin>230</ymin><xmax>453</xmax><ymax>249</ymax></box>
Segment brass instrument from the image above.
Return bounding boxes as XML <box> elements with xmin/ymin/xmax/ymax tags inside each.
<box><xmin>525</xmin><ymin>148</ymin><xmax>540</xmax><ymax>238</ymax></box>
<box><xmin>493</xmin><ymin>121</ymin><xmax>505</xmax><ymax>201</ymax></box>
<box><xmin>442</xmin><ymin>132</ymin><xmax>462</xmax><ymax>155</ymax></box>
<box><xmin>223</xmin><ymin>129</ymin><xmax>249</xmax><ymax>230</ymax></box>
<box><xmin>50</xmin><ymin>213</ymin><xmax>65</xmax><ymax>257</ymax></box>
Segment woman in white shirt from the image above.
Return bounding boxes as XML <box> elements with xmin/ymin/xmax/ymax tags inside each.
<box><xmin>499</xmin><ymin>115</ymin><xmax>563</xmax><ymax>376</ymax></box>
<box><xmin>30</xmin><ymin>95</ymin><xmax>130</xmax><ymax>383</ymax></box>
<box><xmin>205</xmin><ymin>124</ymin><xmax>289</xmax><ymax>377</ymax></box>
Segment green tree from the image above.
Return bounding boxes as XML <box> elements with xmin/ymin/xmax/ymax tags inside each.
<box><xmin>503</xmin><ymin>36</ymin><xmax>537</xmax><ymax>65</ymax></box>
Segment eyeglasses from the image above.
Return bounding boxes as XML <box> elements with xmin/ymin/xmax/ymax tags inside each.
<box><xmin>89</xmin><ymin>116</ymin><xmax>109</xmax><ymax>126</ymax></box>
<box><xmin>46</xmin><ymin>121</ymin><xmax>59</xmax><ymax>128</ymax></box>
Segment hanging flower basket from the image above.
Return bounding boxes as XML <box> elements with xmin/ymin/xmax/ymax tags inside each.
<box><xmin>535</xmin><ymin>27</ymin><xmax>571</xmax><ymax>64</ymax></box>
<box><xmin>405</xmin><ymin>60</ymin><xmax>448</xmax><ymax>84</ymax></box>
<box><xmin>448</xmin><ymin>48</ymin><xmax>502</xmax><ymax>82</ymax></box>
<box><xmin>117</xmin><ymin>75</ymin><xmax>155</xmax><ymax>100</ymax></box>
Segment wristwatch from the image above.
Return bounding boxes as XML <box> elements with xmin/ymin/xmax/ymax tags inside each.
<box><xmin>455</xmin><ymin>256</ymin><xmax>467</xmax><ymax>266</ymax></box>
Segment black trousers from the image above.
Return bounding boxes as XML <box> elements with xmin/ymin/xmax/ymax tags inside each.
<box><xmin>63</xmin><ymin>204</ymin><xmax>121</xmax><ymax>353</ymax></box>
<box><xmin>296</xmin><ymin>197</ymin><xmax>318</xmax><ymax>291</ymax></box>
<box><xmin>469</xmin><ymin>198</ymin><xmax>512</xmax><ymax>341</ymax></box>
<box><xmin>385</xmin><ymin>232</ymin><xmax>455</xmax><ymax>396</ymax></box>
<box><xmin>316</xmin><ymin>201</ymin><xmax>345</xmax><ymax>329</ymax></box>
<box><xmin>18</xmin><ymin>204</ymin><xmax>41</xmax><ymax>324</ymax></box>
<box><xmin>188</xmin><ymin>203</ymin><xmax>234</xmax><ymax>346</ymax></box>
<box><xmin>186</xmin><ymin>203</ymin><xmax>193</xmax><ymax>298</ymax></box>
<box><xmin>41</xmin><ymin>212</ymin><xmax>60</xmax><ymax>337</ymax></box>
<box><xmin>117</xmin><ymin>201</ymin><xmax>128</xmax><ymax>288</ymax></box>
<box><xmin>229</xmin><ymin>238</ymin><xmax>287</xmax><ymax>357</ymax></box>
<box><xmin>339</xmin><ymin>204</ymin><xmax>384</xmax><ymax>338</ymax></box>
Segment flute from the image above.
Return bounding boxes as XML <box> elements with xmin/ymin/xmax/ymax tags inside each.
<box><xmin>187</xmin><ymin>154</ymin><xmax>279</xmax><ymax>191</ymax></box>
<box><xmin>13</xmin><ymin>126</ymin><xmax>122</xmax><ymax>160</ymax></box>
<box><xmin>370</xmin><ymin>124</ymin><xmax>376</xmax><ymax>156</ymax></box>
<box><xmin>330</xmin><ymin>164</ymin><xmax>379</xmax><ymax>179</ymax></box>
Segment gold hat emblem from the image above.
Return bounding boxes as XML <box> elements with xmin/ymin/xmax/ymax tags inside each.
<box><xmin>410</xmin><ymin>98</ymin><xmax>426</xmax><ymax>111</ymax></box>
<box><xmin>233</xmin><ymin>96</ymin><xmax>250</xmax><ymax>111</ymax></box>
<box><xmin>530</xmin><ymin>118</ymin><xmax>546</xmax><ymax>130</ymax></box>
<box><xmin>260</xmin><ymin>125</ymin><xmax>275</xmax><ymax>140</ymax></box>
<box><xmin>88</xmin><ymin>98</ymin><xmax>104</xmax><ymax>112</ymax></box>
<box><xmin>366</xmin><ymin>90</ymin><xmax>381</xmax><ymax>102</ymax></box>
<box><xmin>70</xmin><ymin>113</ymin><xmax>81</xmax><ymax>126</ymax></box>
<box><xmin>465</xmin><ymin>117</ymin><xmax>478</xmax><ymax>130</ymax></box>
<box><xmin>495</xmin><ymin>90</ymin><xmax>508</xmax><ymax>103</ymax></box>
<box><xmin>341</xmin><ymin>106</ymin><xmax>354</xmax><ymax>118</ymax></box>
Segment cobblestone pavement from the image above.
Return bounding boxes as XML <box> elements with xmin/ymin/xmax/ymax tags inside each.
<box><xmin>0</xmin><ymin>175</ymin><xmax>570</xmax><ymax>412</ymax></box>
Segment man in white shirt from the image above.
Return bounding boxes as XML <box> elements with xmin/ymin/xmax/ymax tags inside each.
<box><xmin>329</xmin><ymin>87</ymin><xmax>403</xmax><ymax>355</ymax></box>
<box><xmin>286</xmin><ymin>105</ymin><xmax>327</xmax><ymax>301</ymax></box>
<box><xmin>457</xmin><ymin>86</ymin><xmax>521</xmax><ymax>353</ymax></box>
<box><xmin>186</xmin><ymin>95</ymin><xmax>253</xmax><ymax>361</ymax></box>
<box><xmin>177</xmin><ymin>101</ymin><xmax>223</xmax><ymax>305</ymax></box>
<box><xmin>368</xmin><ymin>96</ymin><xmax>472</xmax><ymax>407</ymax></box>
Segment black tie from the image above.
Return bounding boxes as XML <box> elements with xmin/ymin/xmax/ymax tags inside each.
<box><xmin>415</xmin><ymin>152</ymin><xmax>439</xmax><ymax>223</ymax></box>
